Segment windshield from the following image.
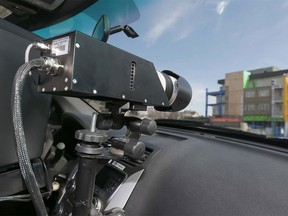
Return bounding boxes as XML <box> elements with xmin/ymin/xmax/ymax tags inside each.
<box><xmin>100</xmin><ymin>0</ymin><xmax>287</xmax><ymax>139</ymax></box>
<box><xmin>33</xmin><ymin>0</ymin><xmax>140</xmax><ymax>38</ymax></box>
<box><xmin>14</xmin><ymin>0</ymin><xmax>287</xmax><ymax>139</ymax></box>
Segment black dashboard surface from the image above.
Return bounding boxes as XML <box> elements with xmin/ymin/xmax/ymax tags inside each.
<box><xmin>124</xmin><ymin>127</ymin><xmax>288</xmax><ymax>216</ymax></box>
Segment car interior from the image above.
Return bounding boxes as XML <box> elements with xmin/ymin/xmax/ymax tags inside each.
<box><xmin>1</xmin><ymin>1</ymin><xmax>288</xmax><ymax>215</ymax></box>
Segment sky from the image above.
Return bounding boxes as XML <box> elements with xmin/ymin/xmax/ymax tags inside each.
<box><xmin>108</xmin><ymin>0</ymin><xmax>288</xmax><ymax>116</ymax></box>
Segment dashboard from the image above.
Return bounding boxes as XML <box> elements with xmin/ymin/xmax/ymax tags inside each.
<box><xmin>54</xmin><ymin>112</ymin><xmax>288</xmax><ymax>216</ymax></box>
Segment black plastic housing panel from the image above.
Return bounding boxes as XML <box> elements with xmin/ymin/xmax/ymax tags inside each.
<box><xmin>39</xmin><ymin>31</ymin><xmax>169</xmax><ymax>106</ymax></box>
<box><xmin>0</xmin><ymin>19</ymin><xmax>51</xmax><ymax>168</ymax></box>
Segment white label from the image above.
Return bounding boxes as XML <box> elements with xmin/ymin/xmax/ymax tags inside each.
<box><xmin>51</xmin><ymin>36</ymin><xmax>70</xmax><ymax>56</ymax></box>
<box><xmin>111</xmin><ymin>161</ymin><xmax>125</xmax><ymax>171</ymax></box>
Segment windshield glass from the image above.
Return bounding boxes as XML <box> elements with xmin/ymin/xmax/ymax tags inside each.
<box><xmin>33</xmin><ymin>0</ymin><xmax>140</xmax><ymax>38</ymax></box>
<box><xmin>102</xmin><ymin>0</ymin><xmax>287</xmax><ymax>139</ymax></box>
<box><xmin>31</xmin><ymin>0</ymin><xmax>287</xmax><ymax>139</ymax></box>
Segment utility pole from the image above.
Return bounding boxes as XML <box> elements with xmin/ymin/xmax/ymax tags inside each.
<box><xmin>205</xmin><ymin>88</ymin><xmax>208</xmax><ymax>117</ymax></box>
<box><xmin>284</xmin><ymin>75</ymin><xmax>288</xmax><ymax>138</ymax></box>
<box><xmin>271</xmin><ymin>80</ymin><xmax>276</xmax><ymax>137</ymax></box>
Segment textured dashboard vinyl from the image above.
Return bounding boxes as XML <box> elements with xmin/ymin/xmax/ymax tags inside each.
<box><xmin>124</xmin><ymin>128</ymin><xmax>288</xmax><ymax>216</ymax></box>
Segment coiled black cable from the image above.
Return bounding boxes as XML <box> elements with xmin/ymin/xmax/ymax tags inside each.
<box><xmin>11</xmin><ymin>58</ymin><xmax>48</xmax><ymax>216</ymax></box>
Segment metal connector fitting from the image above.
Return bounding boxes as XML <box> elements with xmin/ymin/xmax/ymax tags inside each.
<box><xmin>33</xmin><ymin>42</ymin><xmax>50</xmax><ymax>51</ymax></box>
<box><xmin>40</xmin><ymin>57</ymin><xmax>63</xmax><ymax>76</ymax></box>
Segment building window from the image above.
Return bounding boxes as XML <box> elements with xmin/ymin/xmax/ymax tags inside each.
<box><xmin>245</xmin><ymin>91</ymin><xmax>255</xmax><ymax>98</ymax></box>
<box><xmin>258</xmin><ymin>103</ymin><xmax>270</xmax><ymax>111</ymax></box>
<box><xmin>274</xmin><ymin>89</ymin><xmax>283</xmax><ymax>101</ymax></box>
<box><xmin>244</xmin><ymin>104</ymin><xmax>255</xmax><ymax>111</ymax></box>
<box><xmin>276</xmin><ymin>104</ymin><xmax>283</xmax><ymax>112</ymax></box>
<box><xmin>258</xmin><ymin>89</ymin><xmax>270</xmax><ymax>97</ymax></box>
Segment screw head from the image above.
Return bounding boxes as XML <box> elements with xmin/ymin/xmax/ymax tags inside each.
<box><xmin>72</xmin><ymin>79</ymin><xmax>77</xmax><ymax>84</ymax></box>
<box><xmin>93</xmin><ymin>90</ymin><xmax>97</xmax><ymax>94</ymax></box>
<box><xmin>75</xmin><ymin>43</ymin><xmax>80</xmax><ymax>48</ymax></box>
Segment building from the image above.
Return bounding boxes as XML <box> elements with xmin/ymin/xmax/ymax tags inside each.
<box><xmin>206</xmin><ymin>67</ymin><xmax>287</xmax><ymax>137</ymax></box>
<box><xmin>243</xmin><ymin>70</ymin><xmax>286</xmax><ymax>136</ymax></box>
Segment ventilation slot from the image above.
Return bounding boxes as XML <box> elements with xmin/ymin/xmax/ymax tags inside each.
<box><xmin>130</xmin><ymin>61</ymin><xmax>136</xmax><ymax>91</ymax></box>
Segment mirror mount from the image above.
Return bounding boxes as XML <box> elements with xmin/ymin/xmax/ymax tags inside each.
<box><xmin>110</xmin><ymin>25</ymin><xmax>139</xmax><ymax>38</ymax></box>
<box><xmin>93</xmin><ymin>15</ymin><xmax>139</xmax><ymax>42</ymax></box>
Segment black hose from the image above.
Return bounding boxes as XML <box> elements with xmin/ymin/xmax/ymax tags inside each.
<box><xmin>11</xmin><ymin>58</ymin><xmax>48</xmax><ymax>216</ymax></box>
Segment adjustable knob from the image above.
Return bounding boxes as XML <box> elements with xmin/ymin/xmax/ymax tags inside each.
<box><xmin>139</xmin><ymin>118</ymin><xmax>157</xmax><ymax>135</ymax></box>
<box><xmin>111</xmin><ymin>138</ymin><xmax>145</xmax><ymax>160</ymax></box>
<box><xmin>75</xmin><ymin>112</ymin><xmax>108</xmax><ymax>143</ymax></box>
<box><xmin>75</xmin><ymin>129</ymin><xmax>108</xmax><ymax>143</ymax></box>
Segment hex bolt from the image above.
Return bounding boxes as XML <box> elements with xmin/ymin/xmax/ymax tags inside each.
<box><xmin>52</xmin><ymin>181</ymin><xmax>60</xmax><ymax>191</ymax></box>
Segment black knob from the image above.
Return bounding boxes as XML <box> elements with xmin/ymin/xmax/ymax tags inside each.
<box><xmin>111</xmin><ymin>138</ymin><xmax>145</xmax><ymax>160</ymax></box>
<box><xmin>139</xmin><ymin>118</ymin><xmax>157</xmax><ymax>135</ymax></box>
<box><xmin>124</xmin><ymin>139</ymin><xmax>145</xmax><ymax>160</ymax></box>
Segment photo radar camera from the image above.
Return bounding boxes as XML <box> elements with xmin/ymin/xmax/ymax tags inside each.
<box><xmin>12</xmin><ymin>28</ymin><xmax>192</xmax><ymax>216</ymax></box>
<box><xmin>38</xmin><ymin>30</ymin><xmax>192</xmax><ymax>112</ymax></box>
